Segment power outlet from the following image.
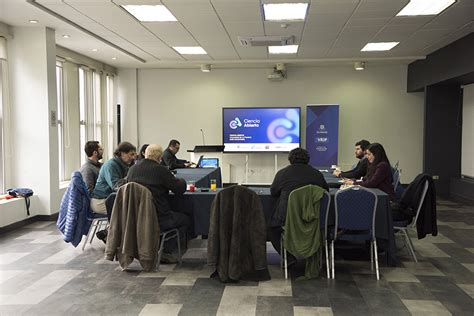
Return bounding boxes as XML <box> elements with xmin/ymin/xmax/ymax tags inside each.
<box><xmin>433</xmin><ymin>175</ymin><xmax>440</xmax><ymax>180</ymax></box>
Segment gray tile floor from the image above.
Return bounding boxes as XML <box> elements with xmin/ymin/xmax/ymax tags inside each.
<box><xmin>0</xmin><ymin>198</ymin><xmax>473</xmax><ymax>315</ymax></box>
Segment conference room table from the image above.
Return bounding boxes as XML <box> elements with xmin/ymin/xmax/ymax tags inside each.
<box><xmin>168</xmin><ymin>186</ymin><xmax>397</xmax><ymax>266</ymax></box>
<box><xmin>175</xmin><ymin>167</ymin><xmax>222</xmax><ymax>188</ymax></box>
<box><xmin>317</xmin><ymin>168</ymin><xmax>343</xmax><ymax>188</ymax></box>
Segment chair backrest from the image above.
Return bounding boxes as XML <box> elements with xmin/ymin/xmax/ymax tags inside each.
<box><xmin>393</xmin><ymin>161</ymin><xmax>399</xmax><ymax>170</ymax></box>
<box><xmin>410</xmin><ymin>179</ymin><xmax>429</xmax><ymax>228</ymax></box>
<box><xmin>334</xmin><ymin>186</ymin><xmax>378</xmax><ymax>238</ymax></box>
<box><xmin>287</xmin><ymin>185</ymin><xmax>329</xmax><ymax>224</ymax></box>
<box><xmin>392</xmin><ymin>168</ymin><xmax>401</xmax><ymax>191</ymax></box>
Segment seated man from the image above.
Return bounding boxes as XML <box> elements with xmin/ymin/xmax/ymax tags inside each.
<box><xmin>269</xmin><ymin>148</ymin><xmax>329</xmax><ymax>263</ymax></box>
<box><xmin>127</xmin><ymin>144</ymin><xmax>191</xmax><ymax>261</ymax></box>
<box><xmin>79</xmin><ymin>141</ymin><xmax>103</xmax><ymax>194</ymax></box>
<box><xmin>161</xmin><ymin>139</ymin><xmax>193</xmax><ymax>170</ymax></box>
<box><xmin>334</xmin><ymin>139</ymin><xmax>370</xmax><ymax>179</ymax></box>
<box><xmin>91</xmin><ymin>142</ymin><xmax>137</xmax><ymax>214</ymax></box>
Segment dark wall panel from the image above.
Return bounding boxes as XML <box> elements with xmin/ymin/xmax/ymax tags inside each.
<box><xmin>408</xmin><ymin>33</ymin><xmax>474</xmax><ymax>92</ymax></box>
<box><xmin>424</xmin><ymin>85</ymin><xmax>463</xmax><ymax>196</ymax></box>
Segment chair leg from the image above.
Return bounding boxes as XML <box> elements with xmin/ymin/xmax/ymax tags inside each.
<box><xmin>404</xmin><ymin>230</ymin><xmax>418</xmax><ymax>263</ymax></box>
<box><xmin>370</xmin><ymin>240</ymin><xmax>374</xmax><ymax>271</ymax></box>
<box><xmin>373</xmin><ymin>240</ymin><xmax>380</xmax><ymax>280</ymax></box>
<box><xmin>175</xmin><ymin>229</ymin><xmax>182</xmax><ymax>266</ymax></box>
<box><xmin>280</xmin><ymin>235</ymin><xmax>284</xmax><ymax>270</ymax></box>
<box><xmin>156</xmin><ymin>233</ymin><xmax>167</xmax><ymax>271</ymax></box>
<box><xmin>325</xmin><ymin>240</ymin><xmax>330</xmax><ymax>279</ymax></box>
<box><xmin>90</xmin><ymin>220</ymin><xmax>99</xmax><ymax>244</ymax></box>
<box><xmin>284</xmin><ymin>247</ymin><xmax>288</xmax><ymax>280</ymax></box>
<box><xmin>82</xmin><ymin>220</ymin><xmax>97</xmax><ymax>251</ymax></box>
<box><xmin>82</xmin><ymin>227</ymin><xmax>91</xmax><ymax>251</ymax></box>
<box><xmin>331</xmin><ymin>240</ymin><xmax>335</xmax><ymax>279</ymax></box>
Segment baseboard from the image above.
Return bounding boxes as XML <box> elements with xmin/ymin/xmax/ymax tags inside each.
<box><xmin>0</xmin><ymin>212</ymin><xmax>59</xmax><ymax>235</ymax></box>
<box><xmin>450</xmin><ymin>177</ymin><xmax>474</xmax><ymax>205</ymax></box>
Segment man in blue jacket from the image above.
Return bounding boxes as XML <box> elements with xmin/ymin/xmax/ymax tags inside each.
<box><xmin>91</xmin><ymin>142</ymin><xmax>137</xmax><ymax>214</ymax></box>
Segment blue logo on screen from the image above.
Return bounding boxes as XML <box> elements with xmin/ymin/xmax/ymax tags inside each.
<box><xmin>229</xmin><ymin>117</ymin><xmax>242</xmax><ymax>129</ymax></box>
<box><xmin>266</xmin><ymin>109</ymin><xmax>299</xmax><ymax>143</ymax></box>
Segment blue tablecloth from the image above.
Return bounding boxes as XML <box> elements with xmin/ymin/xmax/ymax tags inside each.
<box><xmin>175</xmin><ymin>167</ymin><xmax>222</xmax><ymax>188</ymax></box>
<box><xmin>319</xmin><ymin>169</ymin><xmax>343</xmax><ymax>188</ymax></box>
<box><xmin>168</xmin><ymin>186</ymin><xmax>397</xmax><ymax>266</ymax></box>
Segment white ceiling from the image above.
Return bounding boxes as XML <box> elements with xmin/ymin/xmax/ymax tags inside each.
<box><xmin>0</xmin><ymin>0</ymin><xmax>472</xmax><ymax>68</ymax></box>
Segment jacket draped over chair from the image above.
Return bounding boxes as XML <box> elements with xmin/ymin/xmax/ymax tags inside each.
<box><xmin>284</xmin><ymin>185</ymin><xmax>325</xmax><ymax>279</ymax></box>
<box><xmin>57</xmin><ymin>171</ymin><xmax>93</xmax><ymax>247</ymax></box>
<box><xmin>105</xmin><ymin>182</ymin><xmax>160</xmax><ymax>271</ymax></box>
<box><xmin>207</xmin><ymin>186</ymin><xmax>270</xmax><ymax>282</ymax></box>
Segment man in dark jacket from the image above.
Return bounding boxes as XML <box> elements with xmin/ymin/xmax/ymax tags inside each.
<box><xmin>269</xmin><ymin>148</ymin><xmax>329</xmax><ymax>260</ymax></box>
<box><xmin>127</xmin><ymin>144</ymin><xmax>191</xmax><ymax>260</ymax></box>
<box><xmin>334</xmin><ymin>139</ymin><xmax>370</xmax><ymax>179</ymax></box>
<box><xmin>161</xmin><ymin>139</ymin><xmax>193</xmax><ymax>170</ymax></box>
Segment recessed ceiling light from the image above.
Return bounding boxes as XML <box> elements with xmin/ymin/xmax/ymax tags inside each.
<box><xmin>62</xmin><ymin>35</ymin><xmax>70</xmax><ymax>39</ymax></box>
<box><xmin>397</xmin><ymin>0</ymin><xmax>455</xmax><ymax>16</ymax></box>
<box><xmin>92</xmin><ymin>48</ymin><xmax>98</xmax><ymax>52</ymax></box>
<box><xmin>361</xmin><ymin>42</ymin><xmax>399</xmax><ymax>51</ymax></box>
<box><xmin>268</xmin><ymin>45</ymin><xmax>299</xmax><ymax>54</ymax></box>
<box><xmin>29</xmin><ymin>20</ymin><xmax>39</xmax><ymax>24</ymax></box>
<box><xmin>121</xmin><ymin>5</ymin><xmax>177</xmax><ymax>22</ymax></box>
<box><xmin>263</xmin><ymin>3</ymin><xmax>309</xmax><ymax>21</ymax></box>
<box><xmin>173</xmin><ymin>46</ymin><xmax>207</xmax><ymax>55</ymax></box>
<box><xmin>112</xmin><ymin>57</ymin><xmax>117</xmax><ymax>60</ymax></box>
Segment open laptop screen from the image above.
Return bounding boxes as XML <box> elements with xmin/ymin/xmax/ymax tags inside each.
<box><xmin>199</xmin><ymin>158</ymin><xmax>219</xmax><ymax>168</ymax></box>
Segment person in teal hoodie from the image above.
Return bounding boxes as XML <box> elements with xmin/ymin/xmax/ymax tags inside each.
<box><xmin>91</xmin><ymin>142</ymin><xmax>137</xmax><ymax>214</ymax></box>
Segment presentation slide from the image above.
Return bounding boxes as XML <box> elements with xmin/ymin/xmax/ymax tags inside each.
<box><xmin>223</xmin><ymin>107</ymin><xmax>300</xmax><ymax>152</ymax></box>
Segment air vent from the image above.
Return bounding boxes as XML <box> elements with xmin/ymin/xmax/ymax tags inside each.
<box><xmin>238</xmin><ymin>35</ymin><xmax>294</xmax><ymax>47</ymax></box>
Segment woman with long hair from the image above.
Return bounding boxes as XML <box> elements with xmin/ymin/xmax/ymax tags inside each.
<box><xmin>344</xmin><ymin>143</ymin><xmax>396</xmax><ymax>201</ymax></box>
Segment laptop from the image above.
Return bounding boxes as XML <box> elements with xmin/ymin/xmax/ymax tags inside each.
<box><xmin>193</xmin><ymin>155</ymin><xmax>204</xmax><ymax>168</ymax></box>
<box><xmin>198</xmin><ymin>158</ymin><xmax>219</xmax><ymax>168</ymax></box>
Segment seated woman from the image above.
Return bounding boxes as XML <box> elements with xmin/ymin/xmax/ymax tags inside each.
<box><xmin>344</xmin><ymin>143</ymin><xmax>396</xmax><ymax>201</ymax></box>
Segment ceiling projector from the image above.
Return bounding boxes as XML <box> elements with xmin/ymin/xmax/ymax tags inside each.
<box><xmin>268</xmin><ymin>63</ymin><xmax>286</xmax><ymax>81</ymax></box>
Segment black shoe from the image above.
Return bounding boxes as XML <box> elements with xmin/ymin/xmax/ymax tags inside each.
<box><xmin>96</xmin><ymin>229</ymin><xmax>108</xmax><ymax>244</ymax></box>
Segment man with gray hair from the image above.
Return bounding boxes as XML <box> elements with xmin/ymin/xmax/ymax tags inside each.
<box><xmin>127</xmin><ymin>144</ymin><xmax>190</xmax><ymax>262</ymax></box>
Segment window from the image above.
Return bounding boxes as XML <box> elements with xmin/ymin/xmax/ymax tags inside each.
<box><xmin>92</xmin><ymin>72</ymin><xmax>102</xmax><ymax>144</ymax></box>
<box><xmin>106</xmin><ymin>75</ymin><xmax>115</xmax><ymax>159</ymax></box>
<box><xmin>56</xmin><ymin>62</ymin><xmax>66</xmax><ymax>181</ymax></box>
<box><xmin>79</xmin><ymin>67</ymin><xmax>87</xmax><ymax>166</ymax></box>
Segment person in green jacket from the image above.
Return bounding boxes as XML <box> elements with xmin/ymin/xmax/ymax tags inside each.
<box><xmin>91</xmin><ymin>142</ymin><xmax>137</xmax><ymax>214</ymax></box>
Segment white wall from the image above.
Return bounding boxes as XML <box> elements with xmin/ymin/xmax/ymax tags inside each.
<box><xmin>7</xmin><ymin>26</ymin><xmax>62</xmax><ymax>215</ymax></box>
<box><xmin>116</xmin><ymin>68</ymin><xmax>138</xmax><ymax>146</ymax></box>
<box><xmin>462</xmin><ymin>84</ymin><xmax>474</xmax><ymax>178</ymax></box>
<box><xmin>133</xmin><ymin>65</ymin><xmax>424</xmax><ymax>183</ymax></box>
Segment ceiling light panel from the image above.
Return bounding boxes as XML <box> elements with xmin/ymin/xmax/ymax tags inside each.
<box><xmin>361</xmin><ymin>42</ymin><xmax>399</xmax><ymax>51</ymax></box>
<box><xmin>173</xmin><ymin>46</ymin><xmax>207</xmax><ymax>55</ymax></box>
<box><xmin>396</xmin><ymin>0</ymin><xmax>456</xmax><ymax>16</ymax></box>
<box><xmin>268</xmin><ymin>45</ymin><xmax>299</xmax><ymax>54</ymax></box>
<box><xmin>263</xmin><ymin>3</ymin><xmax>309</xmax><ymax>21</ymax></box>
<box><xmin>121</xmin><ymin>4</ymin><xmax>177</xmax><ymax>22</ymax></box>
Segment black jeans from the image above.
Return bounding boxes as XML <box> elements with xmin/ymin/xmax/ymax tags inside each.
<box><xmin>159</xmin><ymin>211</ymin><xmax>191</xmax><ymax>253</ymax></box>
